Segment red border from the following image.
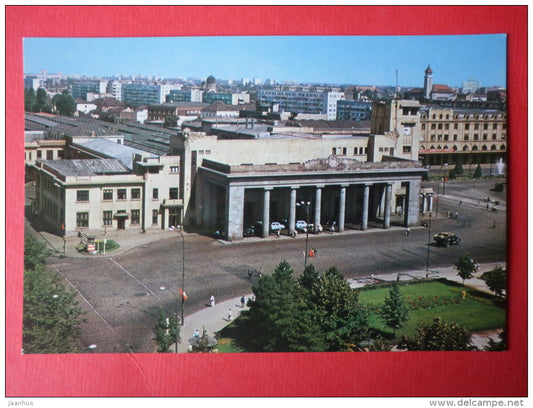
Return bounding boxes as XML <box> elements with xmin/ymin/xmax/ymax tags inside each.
<box><xmin>6</xmin><ymin>6</ymin><xmax>527</xmax><ymax>397</ymax></box>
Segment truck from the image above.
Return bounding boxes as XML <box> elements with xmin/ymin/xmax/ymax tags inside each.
<box><xmin>433</xmin><ymin>232</ymin><xmax>461</xmax><ymax>247</ymax></box>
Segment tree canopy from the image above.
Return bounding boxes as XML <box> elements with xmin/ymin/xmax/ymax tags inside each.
<box><xmin>23</xmin><ymin>236</ymin><xmax>85</xmax><ymax>353</ymax></box>
<box><xmin>52</xmin><ymin>90</ymin><xmax>76</xmax><ymax>116</ymax></box>
<box><xmin>243</xmin><ymin>261</ymin><xmax>369</xmax><ymax>352</ymax></box>
<box><xmin>480</xmin><ymin>265</ymin><xmax>506</xmax><ymax>298</ymax></box>
<box><xmin>379</xmin><ymin>282</ymin><xmax>409</xmax><ymax>335</ymax></box>
<box><xmin>455</xmin><ymin>252</ymin><xmax>478</xmax><ymax>284</ymax></box>
<box><xmin>399</xmin><ymin>317</ymin><xmax>474</xmax><ymax>351</ymax></box>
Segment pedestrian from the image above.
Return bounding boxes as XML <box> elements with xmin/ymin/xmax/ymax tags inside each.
<box><xmin>248</xmin><ymin>269</ymin><xmax>253</xmax><ymax>279</ymax></box>
<box><xmin>241</xmin><ymin>296</ymin><xmax>245</xmax><ymax>308</ymax></box>
<box><xmin>276</xmin><ymin>229</ymin><xmax>280</xmax><ymax>238</ymax></box>
<box><xmin>454</xmin><ymin>212</ymin><xmax>459</xmax><ymax>219</ymax></box>
<box><xmin>227</xmin><ymin>308</ymin><xmax>232</xmax><ymax>321</ymax></box>
<box><xmin>210</xmin><ymin>295</ymin><xmax>215</xmax><ymax>307</ymax></box>
<box><xmin>405</xmin><ymin>228</ymin><xmax>410</xmax><ymax>236</ymax></box>
<box><xmin>194</xmin><ymin>329</ymin><xmax>200</xmax><ymax>337</ymax></box>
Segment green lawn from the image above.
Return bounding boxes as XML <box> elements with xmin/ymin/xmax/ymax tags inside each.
<box><xmin>358</xmin><ymin>279</ymin><xmax>505</xmax><ymax>339</ymax></box>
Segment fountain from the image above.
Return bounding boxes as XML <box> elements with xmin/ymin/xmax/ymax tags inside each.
<box><xmin>495</xmin><ymin>158</ymin><xmax>505</xmax><ymax>175</ymax></box>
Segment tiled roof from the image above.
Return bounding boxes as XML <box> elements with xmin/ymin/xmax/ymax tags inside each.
<box><xmin>42</xmin><ymin>159</ymin><xmax>130</xmax><ymax>176</ymax></box>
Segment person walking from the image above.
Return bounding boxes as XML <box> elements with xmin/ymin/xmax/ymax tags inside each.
<box><xmin>241</xmin><ymin>296</ymin><xmax>246</xmax><ymax>308</ymax></box>
<box><xmin>210</xmin><ymin>295</ymin><xmax>215</xmax><ymax>307</ymax></box>
<box><xmin>194</xmin><ymin>329</ymin><xmax>200</xmax><ymax>338</ymax></box>
<box><xmin>227</xmin><ymin>309</ymin><xmax>233</xmax><ymax>321</ymax></box>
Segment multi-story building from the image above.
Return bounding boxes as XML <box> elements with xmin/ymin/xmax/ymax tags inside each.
<box><xmin>121</xmin><ymin>83</ymin><xmax>163</xmax><ymax>106</ymax></box>
<box><xmin>257</xmin><ymin>88</ymin><xmax>345</xmax><ymax>120</ymax></box>
<box><xmin>31</xmin><ymin>154</ymin><xmax>183</xmax><ymax>236</ymax></box>
<box><xmin>71</xmin><ymin>82</ymin><xmax>101</xmax><ymax>101</ymax></box>
<box><xmin>336</xmin><ymin>100</ymin><xmax>372</xmax><ymax>121</ymax></box>
<box><xmin>418</xmin><ymin>106</ymin><xmax>507</xmax><ymax>166</ymax></box>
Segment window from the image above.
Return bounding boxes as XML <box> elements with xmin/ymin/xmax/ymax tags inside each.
<box><xmin>403</xmin><ymin>146</ymin><xmax>412</xmax><ymax>153</ymax></box>
<box><xmin>431</xmin><ymin>124</ymin><xmax>436</xmax><ymax>130</ymax></box>
<box><xmin>169</xmin><ymin>188</ymin><xmax>179</xmax><ymax>199</ymax></box>
<box><xmin>47</xmin><ymin>150</ymin><xmax>54</xmax><ymax>160</ymax></box>
<box><xmin>103</xmin><ymin>189</ymin><xmax>113</xmax><ymax>200</ymax></box>
<box><xmin>131</xmin><ymin>188</ymin><xmax>141</xmax><ymax>200</ymax></box>
<box><xmin>77</xmin><ymin>190</ymin><xmax>89</xmax><ymax>202</ymax></box>
<box><xmin>37</xmin><ymin>150</ymin><xmax>42</xmax><ymax>159</ymax></box>
<box><xmin>103</xmin><ymin>211</ymin><xmax>113</xmax><ymax>226</ymax></box>
<box><xmin>131</xmin><ymin>209</ymin><xmax>140</xmax><ymax>225</ymax></box>
<box><xmin>474</xmin><ymin>134</ymin><xmax>479</xmax><ymax>141</ymax></box>
<box><xmin>421</xmin><ymin>124</ymin><xmax>426</xmax><ymax>130</ymax></box>
<box><xmin>465</xmin><ymin>124</ymin><xmax>470</xmax><ymax>130</ymax></box>
<box><xmin>170</xmin><ymin>166</ymin><xmax>179</xmax><ymax>173</ymax></box>
<box><xmin>152</xmin><ymin>209</ymin><xmax>159</xmax><ymax>225</ymax></box>
<box><xmin>152</xmin><ymin>188</ymin><xmax>159</xmax><ymax>200</ymax></box>
<box><xmin>332</xmin><ymin>147</ymin><xmax>337</xmax><ymax>155</ymax></box>
<box><xmin>464</xmin><ymin>134</ymin><xmax>469</xmax><ymax>141</ymax></box>
<box><xmin>117</xmin><ymin>189</ymin><xmax>127</xmax><ymax>200</ymax></box>
<box><xmin>76</xmin><ymin>212</ymin><xmax>89</xmax><ymax>228</ymax></box>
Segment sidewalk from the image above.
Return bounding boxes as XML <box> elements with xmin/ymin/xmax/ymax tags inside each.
<box><xmin>174</xmin><ymin>262</ymin><xmax>505</xmax><ymax>353</ymax></box>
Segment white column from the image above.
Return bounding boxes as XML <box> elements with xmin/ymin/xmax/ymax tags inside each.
<box><xmin>314</xmin><ymin>186</ymin><xmax>323</xmax><ymax>227</ymax></box>
<box><xmin>384</xmin><ymin>183</ymin><xmax>392</xmax><ymax>229</ymax></box>
<box><xmin>289</xmin><ymin>187</ymin><xmax>297</xmax><ymax>233</ymax></box>
<box><xmin>262</xmin><ymin>188</ymin><xmax>271</xmax><ymax>238</ymax></box>
<box><xmin>362</xmin><ymin>184</ymin><xmax>370</xmax><ymax>231</ymax></box>
<box><xmin>338</xmin><ymin>185</ymin><xmax>347</xmax><ymax>232</ymax></box>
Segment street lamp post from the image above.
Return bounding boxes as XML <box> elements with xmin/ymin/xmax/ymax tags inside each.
<box><xmin>177</xmin><ymin>226</ymin><xmax>185</xmax><ymax>326</ymax></box>
<box><xmin>159</xmin><ymin>286</ymin><xmax>179</xmax><ymax>353</ymax></box>
<box><xmin>296</xmin><ymin>201</ymin><xmax>311</xmax><ymax>270</ymax></box>
<box><xmin>426</xmin><ymin>213</ymin><xmax>432</xmax><ymax>278</ymax></box>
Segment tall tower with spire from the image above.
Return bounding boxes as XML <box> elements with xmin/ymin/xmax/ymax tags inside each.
<box><xmin>424</xmin><ymin>65</ymin><xmax>433</xmax><ymax>100</ymax></box>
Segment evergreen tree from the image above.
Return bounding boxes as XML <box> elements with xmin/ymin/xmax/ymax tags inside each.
<box><xmin>153</xmin><ymin>308</ymin><xmax>180</xmax><ymax>353</ymax></box>
<box><xmin>473</xmin><ymin>164</ymin><xmax>483</xmax><ymax>178</ymax></box>
<box><xmin>379</xmin><ymin>282</ymin><xmax>409</xmax><ymax>335</ymax></box>
<box><xmin>25</xmin><ymin>88</ymin><xmax>36</xmax><ymax>112</ymax></box>
<box><xmin>455</xmin><ymin>252</ymin><xmax>478</xmax><ymax>284</ymax></box>
<box><xmin>399</xmin><ymin>318</ymin><xmax>474</xmax><ymax>351</ymax></box>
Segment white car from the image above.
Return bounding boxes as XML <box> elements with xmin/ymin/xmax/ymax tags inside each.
<box><xmin>270</xmin><ymin>222</ymin><xmax>286</xmax><ymax>231</ymax></box>
<box><xmin>295</xmin><ymin>220</ymin><xmax>308</xmax><ymax>231</ymax></box>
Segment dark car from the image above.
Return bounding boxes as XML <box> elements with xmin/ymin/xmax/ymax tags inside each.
<box><xmin>433</xmin><ymin>232</ymin><xmax>461</xmax><ymax>247</ymax></box>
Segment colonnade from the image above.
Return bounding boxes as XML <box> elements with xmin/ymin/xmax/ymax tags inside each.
<box><xmin>257</xmin><ymin>182</ymin><xmax>393</xmax><ymax>238</ymax></box>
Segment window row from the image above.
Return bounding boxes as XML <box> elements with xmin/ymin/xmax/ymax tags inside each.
<box><xmin>423</xmin><ymin>123</ymin><xmax>506</xmax><ymax>131</ymax></box>
<box><xmin>76</xmin><ymin>187</ymin><xmax>179</xmax><ymax>202</ymax></box>
<box><xmin>77</xmin><ymin>209</ymin><xmax>143</xmax><ymax>228</ymax></box>
<box><xmin>427</xmin><ymin>133</ymin><xmax>506</xmax><ymax>142</ymax></box>
<box><xmin>332</xmin><ymin>147</ymin><xmax>368</xmax><ymax>156</ymax></box>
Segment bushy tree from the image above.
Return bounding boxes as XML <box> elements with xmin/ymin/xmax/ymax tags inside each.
<box><xmin>480</xmin><ymin>265</ymin><xmax>506</xmax><ymax>298</ymax></box>
<box><xmin>52</xmin><ymin>90</ymin><xmax>76</xmax><ymax>116</ymax></box>
<box><xmin>23</xmin><ymin>236</ymin><xmax>85</xmax><ymax>353</ymax></box>
<box><xmin>455</xmin><ymin>252</ymin><xmax>477</xmax><ymax>284</ymax></box>
<box><xmin>305</xmin><ymin>266</ymin><xmax>369</xmax><ymax>351</ymax></box>
<box><xmin>379</xmin><ymin>282</ymin><xmax>409</xmax><ymax>335</ymax></box>
<box><xmin>153</xmin><ymin>308</ymin><xmax>180</xmax><ymax>353</ymax></box>
<box><xmin>399</xmin><ymin>318</ymin><xmax>474</xmax><ymax>351</ymax></box>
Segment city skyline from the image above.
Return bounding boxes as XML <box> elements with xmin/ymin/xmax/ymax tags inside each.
<box><xmin>24</xmin><ymin>34</ymin><xmax>507</xmax><ymax>88</ymax></box>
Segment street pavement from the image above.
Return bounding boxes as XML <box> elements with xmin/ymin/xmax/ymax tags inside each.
<box><xmin>173</xmin><ymin>262</ymin><xmax>504</xmax><ymax>353</ymax></box>
<box><xmin>24</xmin><ymin>182</ymin><xmax>506</xmax><ymax>353</ymax></box>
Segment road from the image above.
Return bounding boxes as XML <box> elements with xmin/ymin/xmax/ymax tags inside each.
<box><xmin>46</xmin><ymin>180</ymin><xmax>507</xmax><ymax>353</ymax></box>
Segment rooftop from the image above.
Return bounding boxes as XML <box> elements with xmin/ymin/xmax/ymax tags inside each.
<box><xmin>38</xmin><ymin>159</ymin><xmax>131</xmax><ymax>177</ymax></box>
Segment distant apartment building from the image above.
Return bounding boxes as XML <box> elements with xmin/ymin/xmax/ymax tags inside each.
<box><xmin>121</xmin><ymin>83</ymin><xmax>163</xmax><ymax>106</ymax></box>
<box><xmin>72</xmin><ymin>82</ymin><xmax>101</xmax><ymax>100</ymax></box>
<box><xmin>203</xmin><ymin>91</ymin><xmax>251</xmax><ymax>105</ymax></box>
<box><xmin>24</xmin><ymin>76</ymin><xmax>43</xmax><ymax>91</ymax></box>
<box><xmin>257</xmin><ymin>89</ymin><xmax>345</xmax><ymax>120</ymax></box>
<box><xmin>336</xmin><ymin>100</ymin><xmax>372</xmax><ymax>121</ymax></box>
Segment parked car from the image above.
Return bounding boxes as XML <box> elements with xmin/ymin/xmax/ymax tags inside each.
<box><xmin>243</xmin><ymin>225</ymin><xmax>255</xmax><ymax>237</ymax></box>
<box><xmin>433</xmin><ymin>232</ymin><xmax>461</xmax><ymax>247</ymax></box>
<box><xmin>295</xmin><ymin>220</ymin><xmax>308</xmax><ymax>231</ymax></box>
<box><xmin>307</xmin><ymin>223</ymin><xmax>323</xmax><ymax>233</ymax></box>
<box><xmin>270</xmin><ymin>221</ymin><xmax>286</xmax><ymax>231</ymax></box>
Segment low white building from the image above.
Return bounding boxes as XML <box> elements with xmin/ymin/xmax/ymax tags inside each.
<box><xmin>31</xmin><ymin>154</ymin><xmax>183</xmax><ymax>236</ymax></box>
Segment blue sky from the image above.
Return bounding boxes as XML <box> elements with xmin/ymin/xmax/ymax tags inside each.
<box><xmin>23</xmin><ymin>34</ymin><xmax>507</xmax><ymax>88</ymax></box>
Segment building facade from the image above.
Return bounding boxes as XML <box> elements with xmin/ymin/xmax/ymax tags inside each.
<box><xmin>31</xmin><ymin>155</ymin><xmax>183</xmax><ymax>236</ymax></box>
